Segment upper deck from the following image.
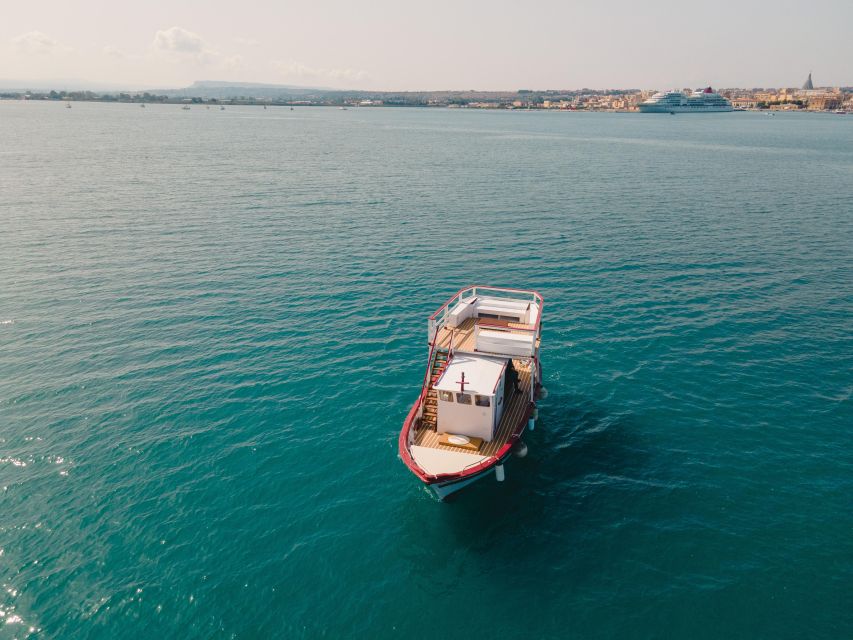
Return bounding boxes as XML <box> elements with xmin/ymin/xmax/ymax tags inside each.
<box><xmin>428</xmin><ymin>286</ymin><xmax>543</xmax><ymax>360</ymax></box>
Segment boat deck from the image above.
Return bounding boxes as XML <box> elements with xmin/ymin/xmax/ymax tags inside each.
<box><xmin>434</xmin><ymin>317</ymin><xmax>537</xmax><ymax>353</ymax></box>
<box><xmin>414</xmin><ymin>362</ymin><xmax>531</xmax><ymax>458</ymax></box>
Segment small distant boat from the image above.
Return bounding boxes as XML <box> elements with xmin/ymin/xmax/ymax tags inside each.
<box><xmin>339</xmin><ymin>106</ymin><xmax>348</xmax><ymax>110</ymax></box>
<box><xmin>182</xmin><ymin>105</ymin><xmax>191</xmax><ymax>110</ymax></box>
<box><xmin>65</xmin><ymin>102</ymin><xmax>72</xmax><ymax>109</ymax></box>
<box><xmin>263</xmin><ymin>105</ymin><xmax>267</xmax><ymax>110</ymax></box>
<box><xmin>399</xmin><ymin>286</ymin><xmax>545</xmax><ymax>500</ymax></box>
<box><xmin>140</xmin><ymin>103</ymin><xmax>146</xmax><ymax>108</ymax></box>
<box><xmin>290</xmin><ymin>107</ymin><xmax>294</xmax><ymax>111</ymax></box>
<box><xmin>220</xmin><ymin>106</ymin><xmax>225</xmax><ymax>111</ymax></box>
<box><xmin>834</xmin><ymin>109</ymin><xmax>847</xmax><ymax>115</ymax></box>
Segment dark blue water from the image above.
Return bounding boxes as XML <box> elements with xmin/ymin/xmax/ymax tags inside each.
<box><xmin>1</xmin><ymin>101</ymin><xmax>851</xmax><ymax>639</ymax></box>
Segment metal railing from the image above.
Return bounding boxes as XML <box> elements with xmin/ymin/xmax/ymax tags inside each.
<box><xmin>428</xmin><ymin>285</ymin><xmax>544</xmax><ymax>348</ymax></box>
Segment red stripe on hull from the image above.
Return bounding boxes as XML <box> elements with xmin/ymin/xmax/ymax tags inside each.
<box><xmin>399</xmin><ymin>397</ymin><xmax>535</xmax><ymax>487</ymax></box>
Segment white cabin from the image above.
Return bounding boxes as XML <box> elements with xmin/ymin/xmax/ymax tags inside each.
<box><xmin>433</xmin><ymin>354</ymin><xmax>507</xmax><ymax>442</ymax></box>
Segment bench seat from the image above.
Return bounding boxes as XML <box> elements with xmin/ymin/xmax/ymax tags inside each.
<box><xmin>475</xmin><ymin>328</ymin><xmax>535</xmax><ymax>356</ymax></box>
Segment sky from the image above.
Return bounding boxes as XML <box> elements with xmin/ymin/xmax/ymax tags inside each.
<box><xmin>2</xmin><ymin>0</ymin><xmax>851</xmax><ymax>91</ymax></box>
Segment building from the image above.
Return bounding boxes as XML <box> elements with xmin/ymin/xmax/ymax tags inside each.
<box><xmin>731</xmin><ymin>97</ymin><xmax>758</xmax><ymax>109</ymax></box>
<box><xmin>805</xmin><ymin>91</ymin><xmax>842</xmax><ymax>110</ymax></box>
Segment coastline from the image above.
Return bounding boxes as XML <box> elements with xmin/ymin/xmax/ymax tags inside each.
<box><xmin>1</xmin><ymin>96</ymin><xmax>848</xmax><ymax>114</ymax></box>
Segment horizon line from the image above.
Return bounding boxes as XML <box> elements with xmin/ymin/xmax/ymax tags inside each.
<box><xmin>2</xmin><ymin>79</ymin><xmax>852</xmax><ymax>94</ymax></box>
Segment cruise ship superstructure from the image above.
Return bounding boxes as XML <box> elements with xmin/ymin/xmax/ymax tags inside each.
<box><xmin>639</xmin><ymin>87</ymin><xmax>733</xmax><ymax>113</ymax></box>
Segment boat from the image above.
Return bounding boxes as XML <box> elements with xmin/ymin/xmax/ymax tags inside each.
<box><xmin>399</xmin><ymin>286</ymin><xmax>545</xmax><ymax>500</ymax></box>
<box><xmin>140</xmin><ymin>103</ymin><xmax>146</xmax><ymax>108</ymax></box>
<box><xmin>65</xmin><ymin>102</ymin><xmax>71</xmax><ymax>109</ymax></box>
<box><xmin>220</xmin><ymin>106</ymin><xmax>225</xmax><ymax>111</ymax></box>
<box><xmin>182</xmin><ymin>105</ymin><xmax>191</xmax><ymax>110</ymax></box>
<box><xmin>640</xmin><ymin>87</ymin><xmax>733</xmax><ymax>113</ymax></box>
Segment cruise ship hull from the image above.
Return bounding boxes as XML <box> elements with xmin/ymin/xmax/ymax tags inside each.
<box><xmin>639</xmin><ymin>105</ymin><xmax>733</xmax><ymax>113</ymax></box>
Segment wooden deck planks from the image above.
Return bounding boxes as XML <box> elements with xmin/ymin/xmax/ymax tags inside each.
<box><xmin>435</xmin><ymin>317</ymin><xmax>535</xmax><ymax>354</ymax></box>
<box><xmin>413</xmin><ymin>364</ymin><xmax>531</xmax><ymax>457</ymax></box>
<box><xmin>435</xmin><ymin>317</ymin><xmax>477</xmax><ymax>352</ymax></box>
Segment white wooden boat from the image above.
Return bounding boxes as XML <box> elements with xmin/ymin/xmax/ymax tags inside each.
<box><xmin>399</xmin><ymin>286</ymin><xmax>544</xmax><ymax>500</ymax></box>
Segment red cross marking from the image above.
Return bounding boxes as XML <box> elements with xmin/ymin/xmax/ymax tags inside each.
<box><xmin>456</xmin><ymin>372</ymin><xmax>468</xmax><ymax>393</ymax></box>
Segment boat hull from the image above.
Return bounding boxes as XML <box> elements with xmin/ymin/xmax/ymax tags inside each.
<box><xmin>429</xmin><ymin>469</ymin><xmax>495</xmax><ymax>500</ymax></box>
<box><xmin>402</xmin><ymin>400</ymin><xmax>536</xmax><ymax>500</ymax></box>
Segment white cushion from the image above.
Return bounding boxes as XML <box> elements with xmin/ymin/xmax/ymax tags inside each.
<box><xmin>476</xmin><ymin>329</ymin><xmax>534</xmax><ymax>356</ymax></box>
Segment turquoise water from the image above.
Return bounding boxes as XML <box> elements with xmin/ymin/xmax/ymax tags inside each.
<box><xmin>1</xmin><ymin>101</ymin><xmax>851</xmax><ymax>639</ymax></box>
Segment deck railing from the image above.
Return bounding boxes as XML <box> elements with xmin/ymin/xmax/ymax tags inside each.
<box><xmin>428</xmin><ymin>285</ymin><xmax>544</xmax><ymax>347</ymax></box>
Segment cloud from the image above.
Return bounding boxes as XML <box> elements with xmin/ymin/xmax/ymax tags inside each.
<box><xmin>328</xmin><ymin>68</ymin><xmax>369</xmax><ymax>82</ymax></box>
<box><xmin>152</xmin><ymin>27</ymin><xmax>218</xmax><ymax>63</ymax></box>
<box><xmin>233</xmin><ymin>37</ymin><xmax>259</xmax><ymax>47</ymax></box>
<box><xmin>273</xmin><ymin>60</ymin><xmax>319</xmax><ymax>79</ymax></box>
<box><xmin>152</xmin><ymin>26</ymin><xmax>205</xmax><ymax>54</ymax></box>
<box><xmin>103</xmin><ymin>45</ymin><xmax>127</xmax><ymax>59</ymax></box>
<box><xmin>223</xmin><ymin>55</ymin><xmax>243</xmax><ymax>71</ymax></box>
<box><xmin>11</xmin><ymin>31</ymin><xmax>71</xmax><ymax>55</ymax></box>
<box><xmin>272</xmin><ymin>60</ymin><xmax>369</xmax><ymax>84</ymax></box>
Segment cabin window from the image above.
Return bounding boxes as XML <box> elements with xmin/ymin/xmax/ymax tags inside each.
<box><xmin>475</xmin><ymin>395</ymin><xmax>490</xmax><ymax>407</ymax></box>
<box><xmin>456</xmin><ymin>393</ymin><xmax>472</xmax><ymax>404</ymax></box>
<box><xmin>439</xmin><ymin>391</ymin><xmax>453</xmax><ymax>402</ymax></box>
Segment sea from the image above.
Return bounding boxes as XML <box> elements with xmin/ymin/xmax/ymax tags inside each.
<box><xmin>1</xmin><ymin>101</ymin><xmax>851</xmax><ymax>639</ymax></box>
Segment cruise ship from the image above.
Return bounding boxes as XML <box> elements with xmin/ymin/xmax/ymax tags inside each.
<box><xmin>639</xmin><ymin>87</ymin><xmax>733</xmax><ymax>113</ymax></box>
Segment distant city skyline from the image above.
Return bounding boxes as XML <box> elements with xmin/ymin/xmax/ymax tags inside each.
<box><xmin>2</xmin><ymin>0</ymin><xmax>851</xmax><ymax>91</ymax></box>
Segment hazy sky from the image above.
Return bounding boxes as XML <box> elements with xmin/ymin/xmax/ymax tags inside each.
<box><xmin>2</xmin><ymin>0</ymin><xmax>851</xmax><ymax>90</ymax></box>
